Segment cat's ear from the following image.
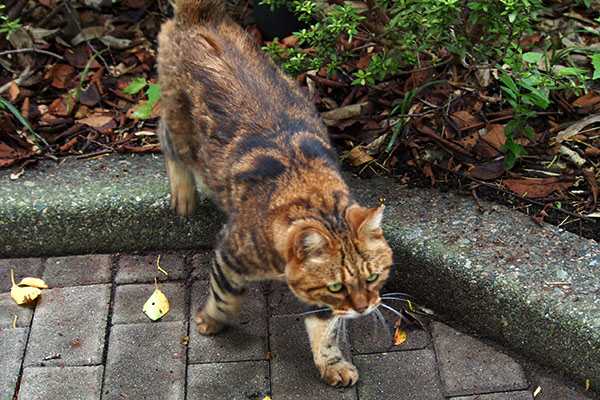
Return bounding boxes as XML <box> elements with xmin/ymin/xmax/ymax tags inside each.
<box><xmin>286</xmin><ymin>222</ymin><xmax>333</xmax><ymax>262</ymax></box>
<box><xmin>347</xmin><ymin>205</ymin><xmax>385</xmax><ymax>238</ymax></box>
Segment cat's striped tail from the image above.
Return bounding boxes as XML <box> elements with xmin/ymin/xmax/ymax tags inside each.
<box><xmin>175</xmin><ymin>0</ymin><xmax>226</xmax><ymax>26</ymax></box>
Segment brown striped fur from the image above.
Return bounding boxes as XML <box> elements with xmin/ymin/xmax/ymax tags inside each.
<box><xmin>157</xmin><ymin>0</ymin><xmax>392</xmax><ymax>387</ymax></box>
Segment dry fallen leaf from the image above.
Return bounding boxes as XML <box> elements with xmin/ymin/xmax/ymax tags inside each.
<box><xmin>10</xmin><ymin>269</ymin><xmax>42</xmax><ymax>305</ymax></box>
<box><xmin>393</xmin><ymin>327</ymin><xmax>407</xmax><ymax>345</ymax></box>
<box><xmin>502</xmin><ymin>175</ymin><xmax>575</xmax><ymax>198</ymax></box>
<box><xmin>142</xmin><ymin>280</ymin><xmax>170</xmax><ymax>321</ymax></box>
<box><xmin>18</xmin><ymin>277</ymin><xmax>49</xmax><ymax>289</ymax></box>
<box><xmin>346</xmin><ymin>146</ymin><xmax>375</xmax><ymax>166</ymax></box>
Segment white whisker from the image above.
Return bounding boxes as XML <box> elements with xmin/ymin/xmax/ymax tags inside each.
<box><xmin>381</xmin><ymin>292</ymin><xmax>413</xmax><ymax>298</ymax></box>
<box><xmin>373</xmin><ymin>308</ymin><xmax>393</xmax><ymax>344</ymax></box>
<box><xmin>380</xmin><ymin>297</ymin><xmax>411</xmax><ymax>303</ymax></box>
<box><xmin>380</xmin><ymin>303</ymin><xmax>403</xmax><ymax>316</ymax></box>
<box><xmin>380</xmin><ymin>303</ymin><xmax>412</xmax><ymax>325</ymax></box>
<box><xmin>340</xmin><ymin>319</ymin><xmax>348</xmax><ymax>345</ymax></box>
<box><xmin>324</xmin><ymin>316</ymin><xmax>340</xmax><ymax>340</ymax></box>
<box><xmin>297</xmin><ymin>308</ymin><xmax>330</xmax><ymax>316</ymax></box>
<box><xmin>374</xmin><ymin>308</ymin><xmax>389</xmax><ymax>331</ymax></box>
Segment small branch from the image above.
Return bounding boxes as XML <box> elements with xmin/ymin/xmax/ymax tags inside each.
<box><xmin>62</xmin><ymin>0</ymin><xmax>111</xmax><ymax>71</ymax></box>
<box><xmin>427</xmin><ymin>161</ymin><xmax>595</xmax><ymax>223</ymax></box>
<box><xmin>0</xmin><ymin>48</ymin><xmax>64</xmax><ymax>60</ymax></box>
<box><xmin>306</xmin><ymin>73</ymin><xmax>347</xmax><ymax>88</ymax></box>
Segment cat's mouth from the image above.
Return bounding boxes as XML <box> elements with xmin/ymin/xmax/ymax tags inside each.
<box><xmin>333</xmin><ymin>302</ymin><xmax>380</xmax><ymax>319</ymax></box>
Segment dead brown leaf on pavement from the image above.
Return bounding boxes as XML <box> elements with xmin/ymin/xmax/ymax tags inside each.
<box><xmin>502</xmin><ymin>175</ymin><xmax>575</xmax><ymax>198</ymax></box>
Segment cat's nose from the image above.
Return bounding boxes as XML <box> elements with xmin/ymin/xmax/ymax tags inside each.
<box><xmin>354</xmin><ymin>305</ymin><xmax>368</xmax><ymax>314</ymax></box>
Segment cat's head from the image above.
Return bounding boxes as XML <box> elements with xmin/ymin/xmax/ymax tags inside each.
<box><xmin>284</xmin><ymin>205</ymin><xmax>393</xmax><ymax>319</ymax></box>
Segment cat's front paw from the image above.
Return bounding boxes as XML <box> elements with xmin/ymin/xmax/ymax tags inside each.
<box><xmin>319</xmin><ymin>359</ymin><xmax>359</xmax><ymax>387</ymax></box>
<box><xmin>195</xmin><ymin>310</ymin><xmax>224</xmax><ymax>335</ymax></box>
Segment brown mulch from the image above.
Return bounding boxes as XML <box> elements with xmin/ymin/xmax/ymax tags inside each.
<box><xmin>1</xmin><ymin>0</ymin><xmax>599</xmax><ymax>241</ymax></box>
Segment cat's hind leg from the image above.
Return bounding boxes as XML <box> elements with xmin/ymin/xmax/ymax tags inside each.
<box><xmin>159</xmin><ymin>120</ymin><xmax>199</xmax><ymax>215</ymax></box>
<box><xmin>165</xmin><ymin>157</ymin><xmax>198</xmax><ymax>215</ymax></box>
<box><xmin>196</xmin><ymin>250</ymin><xmax>246</xmax><ymax>335</ymax></box>
<box><xmin>305</xmin><ymin>314</ymin><xmax>358</xmax><ymax>387</ymax></box>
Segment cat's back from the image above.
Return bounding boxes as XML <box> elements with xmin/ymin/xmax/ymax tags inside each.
<box><xmin>158</xmin><ymin>0</ymin><xmax>341</xmax><ymax>215</ymax></box>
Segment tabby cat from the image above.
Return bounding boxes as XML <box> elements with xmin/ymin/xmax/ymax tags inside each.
<box><xmin>157</xmin><ymin>0</ymin><xmax>393</xmax><ymax>387</ymax></box>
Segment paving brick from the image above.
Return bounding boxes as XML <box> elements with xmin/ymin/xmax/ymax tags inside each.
<box><xmin>269</xmin><ymin>314</ymin><xmax>357</xmax><ymax>399</ymax></box>
<box><xmin>450</xmin><ymin>391</ymin><xmax>533</xmax><ymax>400</ymax></box>
<box><xmin>348</xmin><ymin>307</ymin><xmax>429</xmax><ymax>354</ymax></box>
<box><xmin>188</xmin><ymin>281</ymin><xmax>268</xmax><ymax>363</ymax></box>
<box><xmin>354</xmin><ymin>349</ymin><xmax>444</xmax><ymax>399</ymax></box>
<box><xmin>103</xmin><ymin>322</ymin><xmax>187</xmax><ymax>400</ymax></box>
<box><xmin>18</xmin><ymin>365</ymin><xmax>103</xmax><ymax>400</ymax></box>
<box><xmin>0</xmin><ymin>258</ymin><xmax>44</xmax><ymax>292</ymax></box>
<box><xmin>531</xmin><ymin>375</ymin><xmax>594</xmax><ymax>400</ymax></box>
<box><xmin>187</xmin><ymin>361</ymin><xmax>270</xmax><ymax>399</ymax></box>
<box><xmin>0</xmin><ymin>291</ymin><xmax>35</xmax><ymax>328</ymax></box>
<box><xmin>43</xmin><ymin>254</ymin><xmax>113</xmax><ymax>287</ymax></box>
<box><xmin>190</xmin><ymin>250</ymin><xmax>212</xmax><ymax>280</ymax></box>
<box><xmin>115</xmin><ymin>253</ymin><xmax>186</xmax><ymax>283</ymax></box>
<box><xmin>0</xmin><ymin>328</ymin><xmax>28</xmax><ymax>400</ymax></box>
<box><xmin>432</xmin><ymin>322</ymin><xmax>529</xmax><ymax>397</ymax></box>
<box><xmin>112</xmin><ymin>282</ymin><xmax>187</xmax><ymax>324</ymax></box>
<box><xmin>24</xmin><ymin>284</ymin><xmax>111</xmax><ymax>367</ymax></box>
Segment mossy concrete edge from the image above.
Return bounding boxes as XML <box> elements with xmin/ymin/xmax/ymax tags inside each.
<box><xmin>0</xmin><ymin>154</ymin><xmax>598</xmax><ymax>393</ymax></box>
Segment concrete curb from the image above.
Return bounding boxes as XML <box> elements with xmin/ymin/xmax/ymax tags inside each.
<box><xmin>1</xmin><ymin>154</ymin><xmax>598</xmax><ymax>392</ymax></box>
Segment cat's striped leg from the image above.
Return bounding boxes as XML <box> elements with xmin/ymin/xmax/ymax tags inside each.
<box><xmin>196</xmin><ymin>251</ymin><xmax>246</xmax><ymax>335</ymax></box>
<box><xmin>305</xmin><ymin>314</ymin><xmax>358</xmax><ymax>387</ymax></box>
<box><xmin>159</xmin><ymin>120</ymin><xmax>198</xmax><ymax>215</ymax></box>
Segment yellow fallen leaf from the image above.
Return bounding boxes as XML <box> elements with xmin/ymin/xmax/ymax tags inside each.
<box><xmin>263</xmin><ymin>397</ymin><xmax>272</xmax><ymax>400</ymax></box>
<box><xmin>142</xmin><ymin>286</ymin><xmax>170</xmax><ymax>321</ymax></box>
<box><xmin>533</xmin><ymin>386</ymin><xmax>541</xmax><ymax>397</ymax></box>
<box><xmin>10</xmin><ymin>269</ymin><xmax>42</xmax><ymax>305</ymax></box>
<box><xmin>586</xmin><ymin>379</ymin><xmax>590</xmax><ymax>391</ymax></box>
<box><xmin>393</xmin><ymin>327</ymin><xmax>407</xmax><ymax>345</ymax></box>
<box><xmin>18</xmin><ymin>277</ymin><xmax>49</xmax><ymax>289</ymax></box>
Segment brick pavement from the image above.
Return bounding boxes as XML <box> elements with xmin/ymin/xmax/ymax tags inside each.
<box><xmin>0</xmin><ymin>253</ymin><xmax>595</xmax><ymax>400</ymax></box>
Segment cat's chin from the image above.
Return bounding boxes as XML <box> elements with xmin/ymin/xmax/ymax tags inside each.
<box><xmin>333</xmin><ymin>305</ymin><xmax>379</xmax><ymax>320</ymax></box>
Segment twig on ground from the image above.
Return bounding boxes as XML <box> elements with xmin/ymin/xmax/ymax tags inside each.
<box><xmin>0</xmin><ymin>48</ymin><xmax>64</xmax><ymax>60</ymax></box>
<box><xmin>427</xmin><ymin>161</ymin><xmax>595</xmax><ymax>223</ymax></box>
<box><xmin>62</xmin><ymin>0</ymin><xmax>111</xmax><ymax>72</ymax></box>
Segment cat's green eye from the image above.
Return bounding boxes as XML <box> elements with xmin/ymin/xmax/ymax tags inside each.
<box><xmin>327</xmin><ymin>283</ymin><xmax>344</xmax><ymax>293</ymax></box>
<box><xmin>366</xmin><ymin>273</ymin><xmax>379</xmax><ymax>282</ymax></box>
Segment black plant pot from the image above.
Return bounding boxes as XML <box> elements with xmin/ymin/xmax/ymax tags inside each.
<box><xmin>252</xmin><ymin>0</ymin><xmax>308</xmax><ymax>41</ymax></box>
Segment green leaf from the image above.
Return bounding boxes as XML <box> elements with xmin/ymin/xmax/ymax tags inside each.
<box><xmin>132</xmin><ymin>103</ymin><xmax>153</xmax><ymax>119</ymax></box>
<box><xmin>557</xmin><ymin>67</ymin><xmax>589</xmax><ymax>76</ymax></box>
<box><xmin>591</xmin><ymin>53</ymin><xmax>600</xmax><ymax>80</ymax></box>
<box><xmin>522</xmin><ymin>52</ymin><xmax>542</xmax><ymax>64</ymax></box>
<box><xmin>146</xmin><ymin>83</ymin><xmax>161</xmax><ymax>106</ymax></box>
<box><xmin>124</xmin><ymin>77</ymin><xmax>147</xmax><ymax>95</ymax></box>
<box><xmin>504</xmin><ymin>150</ymin><xmax>516</xmax><ymax>170</ymax></box>
<box><xmin>504</xmin><ymin>119</ymin><xmax>519</xmax><ymax>137</ymax></box>
<box><xmin>0</xmin><ymin>97</ymin><xmax>40</xmax><ymax>146</ymax></box>
<box><xmin>523</xmin><ymin>126</ymin><xmax>535</xmax><ymax>142</ymax></box>
<box><xmin>498</xmin><ymin>74</ymin><xmax>518</xmax><ymax>97</ymax></box>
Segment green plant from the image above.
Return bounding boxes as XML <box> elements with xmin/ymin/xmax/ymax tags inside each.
<box><xmin>0</xmin><ymin>97</ymin><xmax>43</xmax><ymax>147</ymax></box>
<box><xmin>590</xmin><ymin>53</ymin><xmax>600</xmax><ymax>79</ymax></box>
<box><xmin>262</xmin><ymin>0</ymin><xmax>546</xmax><ymax>83</ymax></box>
<box><xmin>261</xmin><ymin>0</ymin><xmax>365</xmax><ymax>76</ymax></box>
<box><xmin>386</xmin><ymin>80</ymin><xmax>445</xmax><ymax>153</ymax></box>
<box><xmin>67</xmin><ymin>48</ymin><xmax>109</xmax><ymax>112</ymax></box>
<box><xmin>0</xmin><ymin>5</ymin><xmax>22</xmax><ymax>40</ymax></box>
<box><xmin>498</xmin><ymin>42</ymin><xmax>590</xmax><ymax>170</ymax></box>
<box><xmin>123</xmin><ymin>77</ymin><xmax>161</xmax><ymax>119</ymax></box>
